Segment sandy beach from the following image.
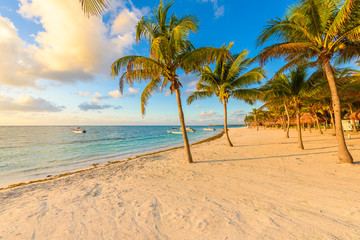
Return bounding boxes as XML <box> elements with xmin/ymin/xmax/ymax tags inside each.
<box><xmin>1</xmin><ymin>127</ymin><xmax>360</xmax><ymax>239</ymax></box>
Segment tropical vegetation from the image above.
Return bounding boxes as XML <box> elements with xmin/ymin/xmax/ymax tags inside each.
<box><xmin>111</xmin><ymin>1</ymin><xmax>230</xmax><ymax>163</ymax></box>
<box><xmin>256</xmin><ymin>0</ymin><xmax>360</xmax><ymax>163</ymax></box>
<box><xmin>187</xmin><ymin>44</ymin><xmax>265</xmax><ymax>147</ymax></box>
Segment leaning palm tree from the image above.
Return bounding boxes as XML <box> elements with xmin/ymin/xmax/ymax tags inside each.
<box><xmin>265</xmin><ymin>66</ymin><xmax>318</xmax><ymax>150</ymax></box>
<box><xmin>111</xmin><ymin>1</ymin><xmax>230</xmax><ymax>163</ymax></box>
<box><xmin>187</xmin><ymin>45</ymin><xmax>265</xmax><ymax>147</ymax></box>
<box><xmin>257</xmin><ymin>0</ymin><xmax>360</xmax><ymax>163</ymax></box>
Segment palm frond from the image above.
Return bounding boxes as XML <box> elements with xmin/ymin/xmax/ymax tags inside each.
<box><xmin>257</xmin><ymin>42</ymin><xmax>315</xmax><ymax>65</ymax></box>
<box><xmin>141</xmin><ymin>78</ymin><xmax>162</xmax><ymax>116</ymax></box>
<box><xmin>187</xmin><ymin>90</ymin><xmax>214</xmax><ymax>105</ymax></box>
<box><xmin>179</xmin><ymin>47</ymin><xmax>232</xmax><ymax>73</ymax></box>
<box><xmin>80</xmin><ymin>0</ymin><xmax>109</xmax><ymax>17</ymax></box>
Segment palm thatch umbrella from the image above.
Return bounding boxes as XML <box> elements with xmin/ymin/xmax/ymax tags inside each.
<box><xmin>290</xmin><ymin>118</ymin><xmax>297</xmax><ymax>125</ymax></box>
<box><xmin>301</xmin><ymin>113</ymin><xmax>316</xmax><ymax>133</ymax></box>
<box><xmin>250</xmin><ymin>122</ymin><xmax>262</xmax><ymax>127</ymax></box>
<box><xmin>276</xmin><ymin>119</ymin><xmax>283</xmax><ymax>125</ymax></box>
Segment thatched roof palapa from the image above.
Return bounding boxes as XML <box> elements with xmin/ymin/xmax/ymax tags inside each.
<box><xmin>300</xmin><ymin>113</ymin><xmax>316</xmax><ymax>124</ymax></box>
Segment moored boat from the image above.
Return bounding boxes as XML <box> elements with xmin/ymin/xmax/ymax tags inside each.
<box><xmin>72</xmin><ymin>127</ymin><xmax>86</xmax><ymax>134</ymax></box>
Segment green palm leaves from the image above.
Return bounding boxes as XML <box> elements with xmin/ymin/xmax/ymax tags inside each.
<box><xmin>187</xmin><ymin>44</ymin><xmax>265</xmax><ymax>146</ymax></box>
<box><xmin>257</xmin><ymin>0</ymin><xmax>360</xmax><ymax>66</ymax></box>
<box><xmin>110</xmin><ymin>1</ymin><xmax>230</xmax><ymax>163</ymax></box>
<box><xmin>111</xmin><ymin>1</ymin><xmax>230</xmax><ymax>116</ymax></box>
<box><xmin>257</xmin><ymin>0</ymin><xmax>360</xmax><ymax>163</ymax></box>
<box><xmin>187</xmin><ymin>46</ymin><xmax>265</xmax><ymax>105</ymax></box>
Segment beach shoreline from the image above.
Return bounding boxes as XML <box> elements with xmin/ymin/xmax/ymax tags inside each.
<box><xmin>1</xmin><ymin>127</ymin><xmax>360</xmax><ymax>239</ymax></box>
<box><xmin>0</xmin><ymin>130</ymin><xmax>224</xmax><ymax>191</ymax></box>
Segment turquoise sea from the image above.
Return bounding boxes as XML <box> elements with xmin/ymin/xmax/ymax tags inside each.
<box><xmin>0</xmin><ymin>126</ymin><xmax>221</xmax><ymax>188</ymax></box>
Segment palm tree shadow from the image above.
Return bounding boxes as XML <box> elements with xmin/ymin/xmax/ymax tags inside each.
<box><xmin>194</xmin><ymin>150</ymin><xmax>338</xmax><ymax>164</ymax></box>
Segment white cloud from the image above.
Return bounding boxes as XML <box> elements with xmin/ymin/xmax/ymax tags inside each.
<box><xmin>179</xmin><ymin>73</ymin><xmax>198</xmax><ymax>86</ymax></box>
<box><xmin>78</xmin><ymin>102</ymin><xmax>122</xmax><ymax>111</ymax></box>
<box><xmin>111</xmin><ymin>8</ymin><xmax>139</xmax><ymax>36</ymax></box>
<box><xmin>200</xmin><ymin>110</ymin><xmax>215</xmax><ymax>118</ymax></box>
<box><xmin>164</xmin><ymin>90</ymin><xmax>171</xmax><ymax>97</ymax></box>
<box><xmin>183</xmin><ymin>88</ymin><xmax>196</xmax><ymax>96</ymax></box>
<box><xmin>0</xmin><ymin>15</ymin><xmax>40</xmax><ymax>88</ymax></box>
<box><xmin>128</xmin><ymin>87</ymin><xmax>139</xmax><ymax>94</ymax></box>
<box><xmin>188</xmin><ymin>80</ymin><xmax>198</xmax><ymax>87</ymax></box>
<box><xmin>194</xmin><ymin>104</ymin><xmax>200</xmax><ymax>108</ymax></box>
<box><xmin>0</xmin><ymin>0</ymin><xmax>147</xmax><ymax>88</ymax></box>
<box><xmin>78</xmin><ymin>92</ymin><xmax>91</xmax><ymax>97</ymax></box>
<box><xmin>0</xmin><ymin>94</ymin><xmax>64</xmax><ymax>112</ymax></box>
<box><xmin>108</xmin><ymin>90</ymin><xmax>122</xmax><ymax>99</ymax></box>
<box><xmin>108</xmin><ymin>87</ymin><xmax>138</xmax><ymax>99</ymax></box>
<box><xmin>200</xmin><ymin>0</ymin><xmax>224</xmax><ymax>18</ymax></box>
<box><xmin>231</xmin><ymin>110</ymin><xmax>245</xmax><ymax>117</ymax></box>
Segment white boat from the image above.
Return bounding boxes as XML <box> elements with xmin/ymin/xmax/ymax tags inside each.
<box><xmin>167</xmin><ymin>128</ymin><xmax>182</xmax><ymax>134</ymax></box>
<box><xmin>72</xmin><ymin>127</ymin><xmax>86</xmax><ymax>134</ymax></box>
<box><xmin>185</xmin><ymin>127</ymin><xmax>196</xmax><ymax>132</ymax></box>
<box><xmin>167</xmin><ymin>127</ymin><xmax>195</xmax><ymax>134</ymax></box>
<box><xmin>203</xmin><ymin>127</ymin><xmax>215</xmax><ymax>131</ymax></box>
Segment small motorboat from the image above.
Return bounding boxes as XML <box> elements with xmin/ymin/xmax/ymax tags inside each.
<box><xmin>203</xmin><ymin>126</ymin><xmax>215</xmax><ymax>131</ymax></box>
<box><xmin>72</xmin><ymin>127</ymin><xmax>86</xmax><ymax>134</ymax></box>
<box><xmin>185</xmin><ymin>127</ymin><xmax>196</xmax><ymax>132</ymax></box>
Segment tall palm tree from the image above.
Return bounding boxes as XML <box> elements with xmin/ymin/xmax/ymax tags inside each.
<box><xmin>256</xmin><ymin>0</ymin><xmax>360</xmax><ymax>163</ymax></box>
<box><xmin>111</xmin><ymin>1</ymin><xmax>230</xmax><ymax>163</ymax></box>
<box><xmin>187</xmin><ymin>45</ymin><xmax>265</xmax><ymax>147</ymax></box>
<box><xmin>79</xmin><ymin>0</ymin><xmax>109</xmax><ymax>16</ymax></box>
<box><xmin>265</xmin><ymin>66</ymin><xmax>317</xmax><ymax>150</ymax></box>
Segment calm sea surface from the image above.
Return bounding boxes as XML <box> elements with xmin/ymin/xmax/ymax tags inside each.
<box><xmin>0</xmin><ymin>126</ymin><xmax>221</xmax><ymax>188</ymax></box>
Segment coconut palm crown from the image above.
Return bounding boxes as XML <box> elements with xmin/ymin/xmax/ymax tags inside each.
<box><xmin>111</xmin><ymin>1</ymin><xmax>231</xmax><ymax>163</ymax></box>
<box><xmin>187</xmin><ymin>44</ymin><xmax>266</xmax><ymax>146</ymax></box>
<box><xmin>256</xmin><ymin>0</ymin><xmax>360</xmax><ymax>163</ymax></box>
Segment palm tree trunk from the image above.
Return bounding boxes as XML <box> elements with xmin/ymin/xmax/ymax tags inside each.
<box><xmin>349</xmin><ymin>106</ymin><xmax>358</xmax><ymax>133</ymax></box>
<box><xmin>296</xmin><ymin>106</ymin><xmax>304</xmax><ymax>150</ymax></box>
<box><xmin>352</xmin><ymin>120</ymin><xmax>358</xmax><ymax>133</ymax></box>
<box><xmin>175</xmin><ymin>88</ymin><xmax>193</xmax><ymax>163</ymax></box>
<box><xmin>315</xmin><ymin>114</ymin><xmax>323</xmax><ymax>134</ymax></box>
<box><xmin>223</xmin><ymin>100</ymin><xmax>233</xmax><ymax>147</ymax></box>
<box><xmin>329</xmin><ymin>109</ymin><xmax>336</xmax><ymax>136</ymax></box>
<box><xmin>284</xmin><ymin>103</ymin><xmax>290</xmax><ymax>138</ymax></box>
<box><xmin>255</xmin><ymin>115</ymin><xmax>259</xmax><ymax>131</ymax></box>
<box><xmin>322</xmin><ymin>60</ymin><xmax>353</xmax><ymax>164</ymax></box>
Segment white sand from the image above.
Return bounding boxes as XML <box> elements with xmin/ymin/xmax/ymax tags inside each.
<box><xmin>0</xmin><ymin>128</ymin><xmax>360</xmax><ymax>239</ymax></box>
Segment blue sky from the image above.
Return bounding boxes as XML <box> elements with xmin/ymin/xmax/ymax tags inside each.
<box><xmin>0</xmin><ymin>0</ymin><xmax>297</xmax><ymax>125</ymax></box>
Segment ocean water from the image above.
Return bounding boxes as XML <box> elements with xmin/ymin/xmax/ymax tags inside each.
<box><xmin>0</xmin><ymin>126</ymin><xmax>221</xmax><ymax>188</ymax></box>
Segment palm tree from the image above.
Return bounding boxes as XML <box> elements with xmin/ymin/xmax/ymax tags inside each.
<box><xmin>264</xmin><ymin>66</ymin><xmax>318</xmax><ymax>150</ymax></box>
<box><xmin>256</xmin><ymin>0</ymin><xmax>360</xmax><ymax>163</ymax></box>
<box><xmin>249</xmin><ymin>108</ymin><xmax>265</xmax><ymax>131</ymax></box>
<box><xmin>259</xmin><ymin>83</ymin><xmax>292</xmax><ymax>138</ymax></box>
<box><xmin>187</xmin><ymin>45</ymin><xmax>265</xmax><ymax>146</ymax></box>
<box><xmin>111</xmin><ymin>1</ymin><xmax>230</xmax><ymax>163</ymax></box>
<box><xmin>79</xmin><ymin>0</ymin><xmax>109</xmax><ymax>16</ymax></box>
